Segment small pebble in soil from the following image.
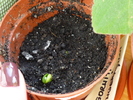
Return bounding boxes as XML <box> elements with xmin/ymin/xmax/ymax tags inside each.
<box><xmin>22</xmin><ymin>51</ymin><xmax>34</xmax><ymax>60</ymax></box>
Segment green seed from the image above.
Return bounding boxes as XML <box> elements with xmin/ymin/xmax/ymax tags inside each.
<box><xmin>42</xmin><ymin>73</ymin><xmax>53</xmax><ymax>84</ymax></box>
<box><xmin>65</xmin><ymin>51</ymin><xmax>68</xmax><ymax>54</ymax></box>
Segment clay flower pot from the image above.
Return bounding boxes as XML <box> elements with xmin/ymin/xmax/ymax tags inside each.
<box><xmin>128</xmin><ymin>34</ymin><xmax>133</xmax><ymax>100</ymax></box>
<box><xmin>131</xmin><ymin>34</ymin><xmax>133</xmax><ymax>58</ymax></box>
<box><xmin>0</xmin><ymin>0</ymin><xmax>120</xmax><ymax>100</ymax></box>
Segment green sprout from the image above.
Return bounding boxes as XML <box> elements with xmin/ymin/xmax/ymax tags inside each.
<box><xmin>65</xmin><ymin>51</ymin><xmax>69</xmax><ymax>54</ymax></box>
<box><xmin>42</xmin><ymin>73</ymin><xmax>53</xmax><ymax>84</ymax></box>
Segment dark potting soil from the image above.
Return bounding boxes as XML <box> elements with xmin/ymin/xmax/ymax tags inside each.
<box><xmin>19</xmin><ymin>9</ymin><xmax>108</xmax><ymax>94</ymax></box>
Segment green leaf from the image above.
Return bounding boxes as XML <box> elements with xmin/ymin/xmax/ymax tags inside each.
<box><xmin>92</xmin><ymin>0</ymin><xmax>133</xmax><ymax>35</ymax></box>
<box><xmin>0</xmin><ymin>0</ymin><xmax>17</xmax><ymax>21</ymax></box>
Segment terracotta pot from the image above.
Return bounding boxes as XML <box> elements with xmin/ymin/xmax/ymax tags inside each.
<box><xmin>0</xmin><ymin>0</ymin><xmax>120</xmax><ymax>100</ymax></box>
<box><xmin>128</xmin><ymin>61</ymin><xmax>133</xmax><ymax>100</ymax></box>
<box><xmin>131</xmin><ymin>34</ymin><xmax>133</xmax><ymax>58</ymax></box>
<box><xmin>128</xmin><ymin>34</ymin><xmax>133</xmax><ymax>100</ymax></box>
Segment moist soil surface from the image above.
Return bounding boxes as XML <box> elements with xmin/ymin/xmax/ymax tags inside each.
<box><xmin>19</xmin><ymin>8</ymin><xmax>107</xmax><ymax>94</ymax></box>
